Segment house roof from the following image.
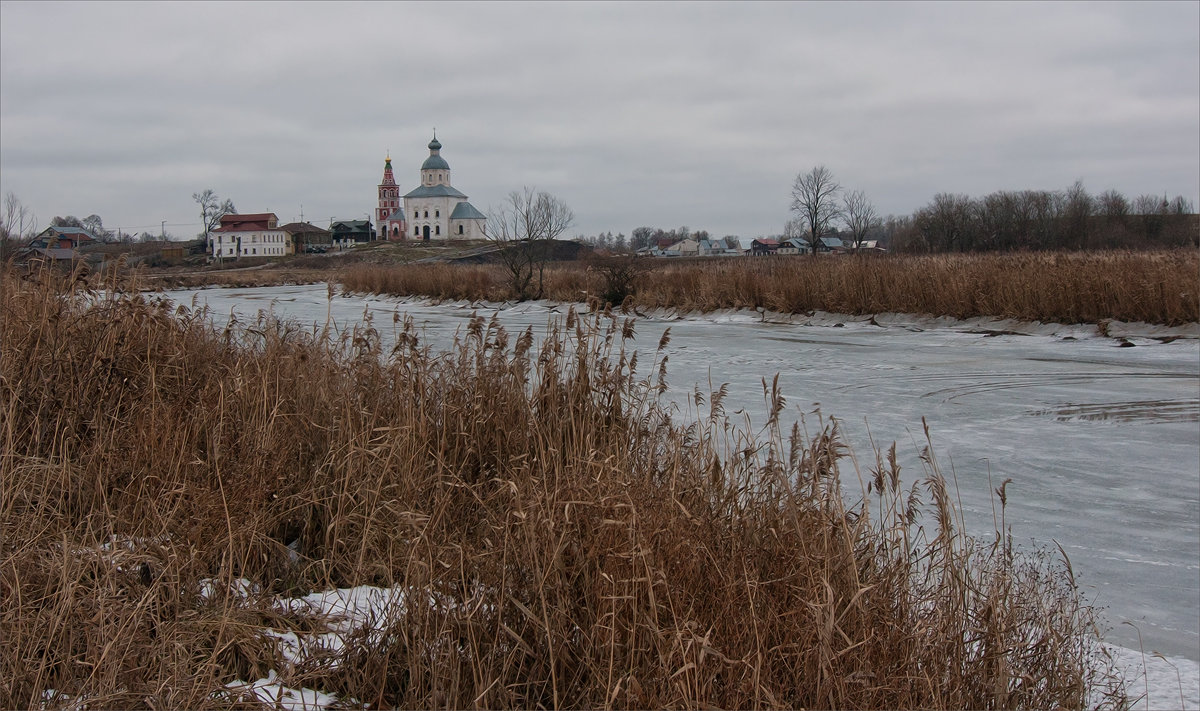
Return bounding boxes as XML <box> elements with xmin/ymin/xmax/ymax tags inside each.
<box><xmin>753</xmin><ymin>239</ymin><xmax>780</xmax><ymax>246</ymax></box>
<box><xmin>220</xmin><ymin>212</ymin><xmax>276</xmax><ymax>223</ymax></box>
<box><xmin>383</xmin><ymin>209</ymin><xmax>407</xmax><ymax>222</ymax></box>
<box><xmin>215</xmin><ymin>213</ymin><xmax>278</xmax><ymax>232</ymax></box>
<box><xmin>43</xmin><ymin>226</ymin><xmax>96</xmax><ymax>239</ymax></box>
<box><xmin>404</xmin><ymin>184</ymin><xmax>468</xmax><ymax>199</ymax></box>
<box><xmin>449</xmin><ymin>201</ymin><xmax>486</xmax><ymax>220</ymax></box>
<box><xmin>278</xmin><ymin>222</ymin><xmax>331</xmax><ymax>236</ymax></box>
<box><xmin>330</xmin><ymin>220</ymin><xmax>370</xmax><ymax>231</ymax></box>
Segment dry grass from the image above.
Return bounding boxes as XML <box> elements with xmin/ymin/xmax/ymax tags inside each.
<box><xmin>141</xmin><ymin>267</ymin><xmax>331</xmax><ymax>290</ymax></box>
<box><xmin>340</xmin><ymin>250</ymin><xmax>1199</xmax><ymax>325</ymax></box>
<box><xmin>2</xmin><ymin>264</ymin><xmax>1128</xmax><ymax>709</ymax></box>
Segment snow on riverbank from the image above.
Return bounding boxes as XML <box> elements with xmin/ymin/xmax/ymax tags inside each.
<box><xmin>211</xmin><ymin>582</ymin><xmax>1199</xmax><ymax>711</ymax></box>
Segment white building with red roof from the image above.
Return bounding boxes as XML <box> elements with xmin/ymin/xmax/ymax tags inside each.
<box><xmin>210</xmin><ymin>213</ymin><xmax>290</xmax><ymax>258</ymax></box>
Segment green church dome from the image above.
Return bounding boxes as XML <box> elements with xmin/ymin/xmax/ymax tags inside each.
<box><xmin>421</xmin><ymin>154</ymin><xmax>450</xmax><ymax>171</ymax></box>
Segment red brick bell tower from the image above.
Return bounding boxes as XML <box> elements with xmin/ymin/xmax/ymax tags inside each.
<box><xmin>377</xmin><ymin>154</ymin><xmax>406</xmax><ymax>240</ymax></box>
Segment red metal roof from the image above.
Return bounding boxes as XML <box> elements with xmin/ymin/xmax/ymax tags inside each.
<box><xmin>215</xmin><ymin>213</ymin><xmax>278</xmax><ymax>232</ymax></box>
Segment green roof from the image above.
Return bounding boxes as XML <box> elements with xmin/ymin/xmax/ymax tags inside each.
<box><xmin>404</xmin><ymin>184</ymin><xmax>468</xmax><ymax>199</ymax></box>
<box><xmin>421</xmin><ymin>154</ymin><xmax>450</xmax><ymax>171</ymax></box>
<box><xmin>449</xmin><ymin>201</ymin><xmax>486</xmax><ymax>220</ymax></box>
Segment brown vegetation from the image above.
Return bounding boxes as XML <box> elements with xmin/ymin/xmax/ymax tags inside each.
<box><xmin>0</xmin><ymin>265</ymin><xmax>1127</xmax><ymax>709</ymax></box>
<box><xmin>341</xmin><ymin>250</ymin><xmax>1199</xmax><ymax>326</ymax></box>
<box><xmin>142</xmin><ymin>266</ymin><xmax>332</xmax><ymax>291</ymax></box>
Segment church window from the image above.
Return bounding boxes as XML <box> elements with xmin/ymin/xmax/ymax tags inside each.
<box><xmin>414</xmin><ymin>226</ymin><xmax>419</xmax><ymax>236</ymax></box>
<box><xmin>435</xmin><ymin>210</ymin><xmax>439</xmax><ymax>218</ymax></box>
<box><xmin>458</xmin><ymin>225</ymin><xmax>464</xmax><ymax>235</ymax></box>
<box><xmin>424</xmin><ymin>210</ymin><xmax>428</xmax><ymax>218</ymax></box>
<box><xmin>435</xmin><ymin>225</ymin><xmax>440</xmax><ymax>235</ymax></box>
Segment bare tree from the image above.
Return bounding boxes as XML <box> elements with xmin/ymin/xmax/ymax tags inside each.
<box><xmin>80</xmin><ymin>214</ymin><xmax>114</xmax><ymax>242</ymax></box>
<box><xmin>486</xmin><ymin>187</ymin><xmax>575</xmax><ymax>301</ymax></box>
<box><xmin>915</xmin><ymin>193</ymin><xmax>976</xmax><ymax>252</ymax></box>
<box><xmin>841</xmin><ymin>189</ymin><xmax>880</xmax><ymax>252</ymax></box>
<box><xmin>1168</xmin><ymin>195</ymin><xmax>1195</xmax><ymax>215</ymax></box>
<box><xmin>1062</xmin><ymin>180</ymin><xmax>1093</xmax><ymax>249</ymax></box>
<box><xmin>194</xmin><ymin>189</ymin><xmax>236</xmax><ymax>251</ymax></box>
<box><xmin>1132</xmin><ymin>193</ymin><xmax>1168</xmax><ymax>243</ymax></box>
<box><xmin>1</xmin><ymin>192</ymin><xmax>38</xmax><ymax>242</ymax></box>
<box><xmin>1097</xmin><ymin>190</ymin><xmax>1130</xmax><ymax>224</ymax></box>
<box><xmin>790</xmin><ymin>166</ymin><xmax>842</xmax><ymax>255</ymax></box>
<box><xmin>782</xmin><ymin>216</ymin><xmax>806</xmax><ymax>243</ymax></box>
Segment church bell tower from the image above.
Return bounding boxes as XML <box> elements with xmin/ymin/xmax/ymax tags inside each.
<box><xmin>376</xmin><ymin>154</ymin><xmax>404</xmax><ymax>240</ymax></box>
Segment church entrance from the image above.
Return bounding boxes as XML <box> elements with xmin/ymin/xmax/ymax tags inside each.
<box><xmin>422</xmin><ymin>225</ymin><xmax>431</xmax><ymax>241</ymax></box>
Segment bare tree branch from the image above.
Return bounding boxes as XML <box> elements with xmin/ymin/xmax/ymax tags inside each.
<box><xmin>842</xmin><ymin>189</ymin><xmax>880</xmax><ymax>252</ymax></box>
<box><xmin>790</xmin><ymin>166</ymin><xmax>841</xmax><ymax>255</ymax></box>
<box><xmin>194</xmin><ymin>189</ymin><xmax>236</xmax><ymax>251</ymax></box>
<box><xmin>486</xmin><ymin>187</ymin><xmax>575</xmax><ymax>301</ymax></box>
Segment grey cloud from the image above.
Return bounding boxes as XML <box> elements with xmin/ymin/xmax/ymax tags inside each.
<box><xmin>2</xmin><ymin>1</ymin><xmax>1196</xmax><ymax>240</ymax></box>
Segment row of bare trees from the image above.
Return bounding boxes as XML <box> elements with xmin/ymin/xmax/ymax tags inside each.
<box><xmin>788</xmin><ymin>166</ymin><xmax>882</xmax><ymax>253</ymax></box>
<box><xmin>787</xmin><ymin>167</ymin><xmax>1197</xmax><ymax>253</ymax></box>
<box><xmin>896</xmin><ymin>183</ymin><xmax>1196</xmax><ymax>253</ymax></box>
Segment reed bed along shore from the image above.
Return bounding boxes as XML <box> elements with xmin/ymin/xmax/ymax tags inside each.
<box><xmin>2</xmin><ymin>265</ymin><xmax>1127</xmax><ymax>709</ymax></box>
<box><xmin>141</xmin><ymin>266</ymin><xmax>331</xmax><ymax>291</ymax></box>
<box><xmin>341</xmin><ymin>249</ymin><xmax>1199</xmax><ymax>326</ymax></box>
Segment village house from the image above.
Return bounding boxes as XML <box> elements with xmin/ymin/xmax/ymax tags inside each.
<box><xmin>279</xmin><ymin>222</ymin><xmax>333</xmax><ymax>253</ymax></box>
<box><xmin>750</xmin><ymin>238</ymin><xmax>780</xmax><ymax>256</ymax></box>
<box><xmin>774</xmin><ymin>236</ymin><xmax>849</xmax><ymax>255</ymax></box>
<box><xmin>210</xmin><ymin>213</ymin><xmax>289</xmax><ymax>259</ymax></box>
<box><xmin>28</xmin><ymin>226</ymin><xmax>97</xmax><ymax>250</ymax></box>
<box><xmin>777</xmin><ymin>238</ymin><xmax>806</xmax><ymax>255</ymax></box>
<box><xmin>329</xmin><ymin>219</ymin><xmax>374</xmax><ymax>246</ymax></box>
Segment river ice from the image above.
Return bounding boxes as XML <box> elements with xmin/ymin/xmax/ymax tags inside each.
<box><xmin>161</xmin><ymin>282</ymin><xmax>1200</xmax><ymax>699</ymax></box>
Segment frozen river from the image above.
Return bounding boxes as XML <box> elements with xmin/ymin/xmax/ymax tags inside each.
<box><xmin>163</xmin><ymin>283</ymin><xmax>1200</xmax><ymax>685</ymax></box>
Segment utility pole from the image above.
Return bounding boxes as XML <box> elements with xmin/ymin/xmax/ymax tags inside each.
<box><xmin>161</xmin><ymin>221</ymin><xmax>165</xmax><ymax>241</ymax></box>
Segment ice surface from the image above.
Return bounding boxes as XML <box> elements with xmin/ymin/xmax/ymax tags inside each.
<box><xmin>164</xmin><ymin>284</ymin><xmax>1200</xmax><ymax>668</ymax></box>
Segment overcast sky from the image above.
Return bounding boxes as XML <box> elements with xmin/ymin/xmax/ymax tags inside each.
<box><xmin>2</xmin><ymin>1</ymin><xmax>1197</xmax><ymax>240</ymax></box>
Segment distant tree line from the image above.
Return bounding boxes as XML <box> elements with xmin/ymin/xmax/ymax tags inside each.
<box><xmin>889</xmin><ymin>183</ymin><xmax>1196</xmax><ymax>253</ymax></box>
<box><xmin>788</xmin><ymin>167</ymin><xmax>1199</xmax><ymax>254</ymax></box>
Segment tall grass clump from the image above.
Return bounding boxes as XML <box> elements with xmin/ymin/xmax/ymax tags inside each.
<box><xmin>2</xmin><ymin>264</ymin><xmax>1127</xmax><ymax>709</ymax></box>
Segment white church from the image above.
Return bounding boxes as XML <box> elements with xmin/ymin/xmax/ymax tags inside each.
<box><xmin>376</xmin><ymin>135</ymin><xmax>487</xmax><ymax>241</ymax></box>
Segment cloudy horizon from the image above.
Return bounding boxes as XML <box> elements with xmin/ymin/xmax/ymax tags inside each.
<box><xmin>1</xmin><ymin>1</ymin><xmax>1197</xmax><ymax>240</ymax></box>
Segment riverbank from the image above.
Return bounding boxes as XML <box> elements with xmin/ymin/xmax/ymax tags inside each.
<box><xmin>339</xmin><ymin>249</ymin><xmax>1200</xmax><ymax>326</ymax></box>
<box><xmin>2</xmin><ymin>266</ymin><xmax>1139</xmax><ymax>709</ymax></box>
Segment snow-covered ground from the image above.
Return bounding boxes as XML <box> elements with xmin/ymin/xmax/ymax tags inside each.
<box><xmin>163</xmin><ymin>283</ymin><xmax>1200</xmax><ymax>705</ymax></box>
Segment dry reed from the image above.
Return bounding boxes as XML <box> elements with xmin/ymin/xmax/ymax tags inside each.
<box><xmin>339</xmin><ymin>250</ymin><xmax>1199</xmax><ymax>325</ymax></box>
<box><xmin>2</xmin><ymin>264</ymin><xmax>1128</xmax><ymax>709</ymax></box>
